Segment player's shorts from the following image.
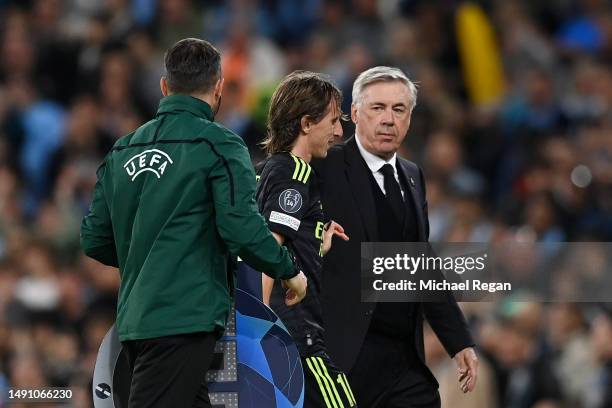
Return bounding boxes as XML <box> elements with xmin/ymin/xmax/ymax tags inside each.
<box><xmin>303</xmin><ymin>353</ymin><xmax>358</xmax><ymax>408</ymax></box>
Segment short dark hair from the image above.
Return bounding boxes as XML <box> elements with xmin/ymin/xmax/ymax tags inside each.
<box><xmin>263</xmin><ymin>71</ymin><xmax>343</xmax><ymax>155</ymax></box>
<box><xmin>164</xmin><ymin>38</ymin><xmax>221</xmax><ymax>95</ymax></box>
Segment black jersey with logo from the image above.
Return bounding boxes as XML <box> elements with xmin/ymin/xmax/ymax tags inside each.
<box><xmin>256</xmin><ymin>152</ymin><xmax>327</xmax><ymax>355</ymax></box>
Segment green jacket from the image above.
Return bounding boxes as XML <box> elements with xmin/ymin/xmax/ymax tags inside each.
<box><xmin>81</xmin><ymin>95</ymin><xmax>297</xmax><ymax>341</ymax></box>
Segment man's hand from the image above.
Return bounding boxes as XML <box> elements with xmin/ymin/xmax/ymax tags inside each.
<box><xmin>321</xmin><ymin>221</ymin><xmax>349</xmax><ymax>256</ymax></box>
<box><xmin>453</xmin><ymin>347</ymin><xmax>478</xmax><ymax>393</ymax></box>
<box><xmin>281</xmin><ymin>271</ymin><xmax>307</xmax><ymax>306</ymax></box>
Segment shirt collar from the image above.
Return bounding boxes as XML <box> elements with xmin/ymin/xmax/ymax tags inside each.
<box><xmin>355</xmin><ymin>133</ymin><xmax>398</xmax><ymax>174</ymax></box>
<box><xmin>156</xmin><ymin>94</ymin><xmax>214</xmax><ymax>121</ymax></box>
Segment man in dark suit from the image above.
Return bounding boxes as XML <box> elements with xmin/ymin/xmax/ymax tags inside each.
<box><xmin>313</xmin><ymin>66</ymin><xmax>478</xmax><ymax>407</ymax></box>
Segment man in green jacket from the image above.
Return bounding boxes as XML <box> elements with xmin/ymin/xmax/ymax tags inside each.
<box><xmin>81</xmin><ymin>38</ymin><xmax>307</xmax><ymax>408</ymax></box>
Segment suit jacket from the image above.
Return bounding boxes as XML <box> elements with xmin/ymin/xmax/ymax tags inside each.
<box><xmin>313</xmin><ymin>136</ymin><xmax>474</xmax><ymax>375</ymax></box>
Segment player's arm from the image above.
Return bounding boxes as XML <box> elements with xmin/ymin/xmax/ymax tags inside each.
<box><xmin>257</xmin><ymin>156</ymin><xmax>314</xmax><ymax>305</ymax></box>
<box><xmin>262</xmin><ymin>232</ymin><xmax>285</xmax><ymax>305</ymax></box>
<box><xmin>81</xmin><ymin>162</ymin><xmax>119</xmax><ymax>267</ymax></box>
<box><xmin>210</xmin><ymin>132</ymin><xmax>297</xmax><ymax>279</ymax></box>
<box><xmin>209</xmin><ymin>131</ymin><xmax>306</xmax><ymax>304</ymax></box>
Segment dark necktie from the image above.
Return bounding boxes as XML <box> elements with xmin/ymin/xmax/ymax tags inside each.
<box><xmin>380</xmin><ymin>163</ymin><xmax>405</xmax><ymax>224</ymax></box>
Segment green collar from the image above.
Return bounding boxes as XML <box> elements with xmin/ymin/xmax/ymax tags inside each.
<box><xmin>156</xmin><ymin>94</ymin><xmax>214</xmax><ymax>121</ymax></box>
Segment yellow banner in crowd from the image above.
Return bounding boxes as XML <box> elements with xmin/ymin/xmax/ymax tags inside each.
<box><xmin>456</xmin><ymin>2</ymin><xmax>506</xmax><ymax>106</ymax></box>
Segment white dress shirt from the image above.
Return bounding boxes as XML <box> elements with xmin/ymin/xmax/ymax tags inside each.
<box><xmin>355</xmin><ymin>134</ymin><xmax>405</xmax><ymax>198</ymax></box>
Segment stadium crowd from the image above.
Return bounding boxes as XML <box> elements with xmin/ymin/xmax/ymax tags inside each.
<box><xmin>0</xmin><ymin>0</ymin><xmax>611</xmax><ymax>407</ymax></box>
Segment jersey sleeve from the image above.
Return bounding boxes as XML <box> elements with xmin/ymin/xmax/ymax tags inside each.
<box><xmin>258</xmin><ymin>156</ymin><xmax>312</xmax><ymax>241</ymax></box>
<box><xmin>209</xmin><ymin>129</ymin><xmax>297</xmax><ymax>280</ymax></box>
<box><xmin>80</xmin><ymin>161</ymin><xmax>119</xmax><ymax>267</ymax></box>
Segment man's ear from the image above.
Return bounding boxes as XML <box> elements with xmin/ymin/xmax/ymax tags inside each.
<box><xmin>351</xmin><ymin>103</ymin><xmax>358</xmax><ymax>124</ymax></box>
<box><xmin>160</xmin><ymin>77</ymin><xmax>169</xmax><ymax>97</ymax></box>
<box><xmin>300</xmin><ymin>115</ymin><xmax>312</xmax><ymax>134</ymax></box>
<box><xmin>214</xmin><ymin>77</ymin><xmax>224</xmax><ymax>99</ymax></box>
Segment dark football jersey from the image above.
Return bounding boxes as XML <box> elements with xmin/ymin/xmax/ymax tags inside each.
<box><xmin>256</xmin><ymin>152</ymin><xmax>327</xmax><ymax>355</ymax></box>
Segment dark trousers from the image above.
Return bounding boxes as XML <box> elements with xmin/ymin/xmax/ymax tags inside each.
<box><xmin>349</xmin><ymin>331</ymin><xmax>440</xmax><ymax>408</ymax></box>
<box><xmin>122</xmin><ymin>331</ymin><xmax>217</xmax><ymax>408</ymax></box>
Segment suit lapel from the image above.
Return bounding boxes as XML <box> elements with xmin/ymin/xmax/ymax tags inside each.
<box><xmin>397</xmin><ymin>159</ymin><xmax>426</xmax><ymax>241</ymax></box>
<box><xmin>344</xmin><ymin>137</ymin><xmax>378</xmax><ymax>241</ymax></box>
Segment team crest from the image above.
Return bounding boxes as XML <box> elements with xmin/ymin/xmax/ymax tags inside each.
<box><xmin>279</xmin><ymin>189</ymin><xmax>302</xmax><ymax>213</ymax></box>
<box><xmin>124</xmin><ymin>149</ymin><xmax>173</xmax><ymax>181</ymax></box>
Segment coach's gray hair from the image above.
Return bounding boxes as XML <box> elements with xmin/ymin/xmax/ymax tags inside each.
<box><xmin>352</xmin><ymin>66</ymin><xmax>417</xmax><ymax>110</ymax></box>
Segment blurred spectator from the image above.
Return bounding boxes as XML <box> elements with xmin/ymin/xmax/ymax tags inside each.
<box><xmin>556</xmin><ymin>0</ymin><xmax>611</xmax><ymax>54</ymax></box>
<box><xmin>97</xmin><ymin>49</ymin><xmax>143</xmax><ymax>139</ymax></box>
<box><xmin>547</xmin><ymin>303</ymin><xmax>597</xmax><ymax>406</ymax></box>
<box><xmin>126</xmin><ymin>28</ymin><xmax>164</xmax><ymax>115</ymax></box>
<box><xmin>490</xmin><ymin>302</ymin><xmax>563</xmax><ymax>408</ymax></box>
<box><xmin>256</xmin><ymin>0</ymin><xmax>322</xmax><ymax>47</ymax></box>
<box><xmin>424</xmin><ymin>129</ymin><xmax>485</xmax><ymax>196</ymax></box>
<box><xmin>154</xmin><ymin>0</ymin><xmax>202</xmax><ymax>50</ymax></box>
<box><xmin>589</xmin><ymin>308</ymin><xmax>612</xmax><ymax>408</ymax></box>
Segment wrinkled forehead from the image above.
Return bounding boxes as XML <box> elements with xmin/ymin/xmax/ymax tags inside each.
<box><xmin>359</xmin><ymin>80</ymin><xmax>412</xmax><ymax>105</ymax></box>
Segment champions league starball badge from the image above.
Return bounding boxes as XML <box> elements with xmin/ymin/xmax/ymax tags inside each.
<box><xmin>93</xmin><ymin>262</ymin><xmax>304</xmax><ymax>408</ymax></box>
